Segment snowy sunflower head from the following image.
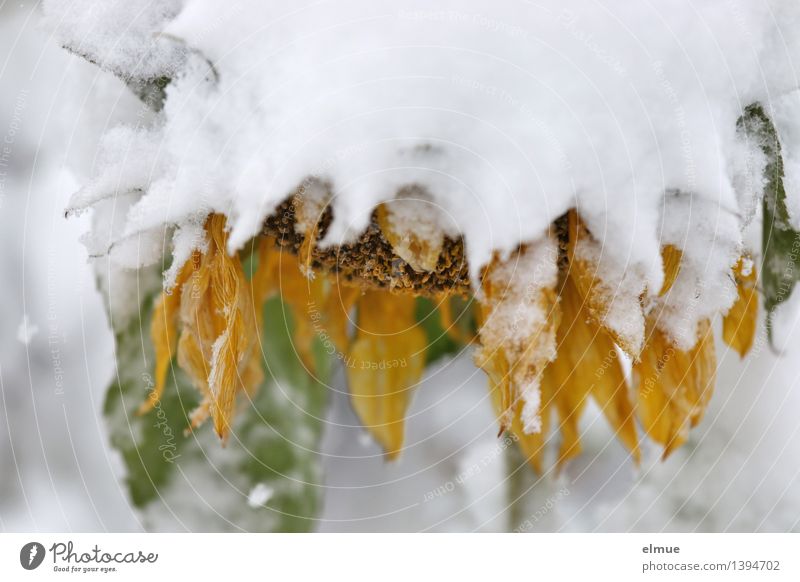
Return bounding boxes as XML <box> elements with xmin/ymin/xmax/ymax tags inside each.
<box><xmin>47</xmin><ymin>0</ymin><xmax>799</xmax><ymax>478</ymax></box>
<box><xmin>135</xmin><ymin>187</ymin><xmax>757</xmax><ymax>469</ymax></box>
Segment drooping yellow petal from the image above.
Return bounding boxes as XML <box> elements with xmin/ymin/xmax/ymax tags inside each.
<box><xmin>479</xmin><ymin>345</ymin><xmax>515</xmax><ymax>434</ymax></box>
<box><xmin>474</xmin><ymin>239</ymin><xmax>561</xmax><ymax>436</ymax></box>
<box><xmin>567</xmin><ymin>210</ymin><xmax>646</xmax><ymax>358</ymax></box>
<box><xmin>545</xmin><ymin>275</ymin><xmax>640</xmax><ymax>469</ymax></box>
<box><xmin>321</xmin><ymin>282</ymin><xmax>360</xmax><ymax>354</ymax></box>
<box><xmin>543</xmin><ymin>359</ymin><xmax>585</xmax><ymax>470</ymax></box>
<box><xmin>297</xmin><ymin>215</ymin><xmax>319</xmax><ymax>279</ymax></box>
<box><xmin>686</xmin><ymin>320</ymin><xmax>716</xmax><ymax>429</ymax></box>
<box><xmin>542</xmin><ymin>284</ymin><xmax>589</xmax><ymax>468</ymax></box>
<box><xmin>590</xmin><ymin>365</ymin><xmax>640</xmax><ymax>465</ymax></box>
<box><xmin>493</xmin><ymin>374</ymin><xmax>553</xmax><ymax>474</ymax></box>
<box><xmin>723</xmin><ymin>255</ymin><xmax>758</xmax><ymax>358</ymax></box>
<box><xmin>377</xmin><ymin>201</ymin><xmax>443</xmax><ymax>272</ymax></box>
<box><xmin>251</xmin><ymin>236</ymin><xmax>280</xmax><ymax>326</ymax></box>
<box><xmin>659</xmin><ymin>245</ymin><xmax>683</xmax><ymax>296</ymax></box>
<box><xmin>292</xmin><ymin>183</ymin><xmax>329</xmax><ymax>279</ymax></box>
<box><xmin>254</xmin><ymin>233</ymin><xmax>360</xmax><ymax>367</ymax></box>
<box><xmin>175</xmin><ymin>214</ymin><xmax>261</xmax><ymax>441</ymax></box>
<box><xmin>274</xmin><ymin>250</ymin><xmax>326</xmax><ymax>373</ymax></box>
<box><xmin>635</xmin><ymin>329</ymin><xmax>684</xmax><ymax>454</ymax></box>
<box><xmin>143</xmin><ymin>292</ymin><xmax>177</xmax><ymax>414</ymax></box>
<box><xmin>176</xmin><ymin>331</ymin><xmax>213</xmax><ymax>432</ymax></box>
<box><xmin>140</xmin><ymin>260</ymin><xmax>193</xmax><ymax>414</ymax></box>
<box><xmin>634</xmin><ymin>319</ymin><xmax>716</xmax><ymax>458</ymax></box>
<box><xmin>437</xmin><ymin>293</ymin><xmax>460</xmax><ymax>342</ymax></box>
<box><xmin>206</xmin><ymin>308</ymin><xmax>246</xmax><ymax>440</ymax></box>
<box><xmin>436</xmin><ymin>292</ymin><xmax>477</xmax><ymax>344</ymax></box>
<box><xmin>346</xmin><ymin>290</ymin><xmax>426</xmax><ymax>459</ymax></box>
<box><xmin>208</xmin><ymin>220</ymin><xmax>252</xmax><ymax>439</ymax></box>
<box><xmin>139</xmin><ymin>290</ymin><xmax>180</xmax><ymax>414</ymax></box>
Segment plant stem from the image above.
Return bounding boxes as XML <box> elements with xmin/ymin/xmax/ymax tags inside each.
<box><xmin>506</xmin><ymin>444</ymin><xmax>534</xmax><ymax>531</ymax></box>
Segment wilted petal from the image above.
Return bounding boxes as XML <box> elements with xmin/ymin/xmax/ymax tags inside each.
<box><xmin>567</xmin><ymin>210</ymin><xmax>646</xmax><ymax>358</ymax></box>
<box><xmin>659</xmin><ymin>245</ymin><xmax>683</xmax><ymax>296</ymax></box>
<box><xmin>634</xmin><ymin>319</ymin><xmax>716</xmax><ymax>458</ymax></box>
<box><xmin>377</xmin><ymin>201</ymin><xmax>444</xmax><ymax>273</ymax></box>
<box><xmin>169</xmin><ymin>215</ymin><xmax>262</xmax><ymax>441</ymax></box>
<box><xmin>723</xmin><ymin>255</ymin><xmax>758</xmax><ymax>358</ymax></box>
<box><xmin>347</xmin><ymin>290</ymin><xmax>426</xmax><ymax>459</ymax></box>
<box><xmin>274</xmin><ymin>250</ymin><xmax>327</xmax><ymax>373</ymax></box>
<box><xmin>474</xmin><ymin>238</ymin><xmax>560</xmax><ymax>435</ymax></box>
<box><xmin>140</xmin><ymin>262</ymin><xmax>189</xmax><ymax>415</ymax></box>
<box><xmin>176</xmin><ymin>330</ymin><xmax>213</xmax><ymax>431</ymax></box>
<box><xmin>321</xmin><ymin>282</ymin><xmax>360</xmax><ymax>355</ymax></box>
<box><xmin>547</xmin><ymin>276</ymin><xmax>639</xmax><ymax>469</ymax></box>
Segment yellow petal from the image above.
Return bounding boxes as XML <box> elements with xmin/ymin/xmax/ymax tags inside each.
<box><xmin>479</xmin><ymin>345</ymin><xmax>515</xmax><ymax>433</ymax></box>
<box><xmin>437</xmin><ymin>292</ymin><xmax>477</xmax><ymax>344</ymax></box>
<box><xmin>634</xmin><ymin>319</ymin><xmax>716</xmax><ymax>458</ymax></box>
<box><xmin>177</xmin><ymin>331</ymin><xmax>213</xmax><ymax>432</ymax></box>
<box><xmin>251</xmin><ymin>236</ymin><xmax>280</xmax><ymax>325</ymax></box>
<box><xmin>255</xmin><ymin>232</ymin><xmax>359</xmax><ymax>370</ymax></box>
<box><xmin>722</xmin><ymin>255</ymin><xmax>758</xmax><ymax>358</ymax></box>
<box><xmin>346</xmin><ymin>290</ymin><xmax>426</xmax><ymax>459</ymax></box>
<box><xmin>475</xmin><ymin>240</ymin><xmax>561</xmax><ymax>435</ymax></box>
<box><xmin>567</xmin><ymin>210</ymin><xmax>645</xmax><ymax>358</ymax></box>
<box><xmin>142</xmin><ymin>293</ymin><xmax>180</xmax><ymax>414</ymax></box>
<box><xmin>377</xmin><ymin>202</ymin><xmax>443</xmax><ymax>272</ymax></box>
<box><xmin>297</xmin><ymin>214</ymin><xmax>320</xmax><ymax>279</ymax></box>
<box><xmin>321</xmin><ymin>282</ymin><xmax>360</xmax><ymax>354</ymax></box>
<box><xmin>176</xmin><ymin>214</ymin><xmax>261</xmax><ymax>440</ymax></box>
<box><xmin>543</xmin><ymin>283</ymin><xmax>589</xmax><ymax>468</ymax></box>
<box><xmin>437</xmin><ymin>293</ymin><xmax>460</xmax><ymax>342</ymax></box>
<box><xmin>509</xmin><ymin>387</ymin><xmax>552</xmax><ymax>474</ymax></box>
<box><xmin>207</xmin><ymin>241</ymin><xmax>250</xmax><ymax>438</ymax></box>
<box><xmin>274</xmin><ymin>250</ymin><xmax>327</xmax><ymax>373</ymax></box>
<box><xmin>659</xmin><ymin>245</ymin><xmax>683</xmax><ymax>296</ymax></box>
<box><xmin>544</xmin><ymin>361</ymin><xmax>584</xmax><ymax>470</ymax></box>
<box><xmin>589</xmin><ymin>352</ymin><xmax>640</xmax><ymax>465</ymax></box>
<box><xmin>140</xmin><ymin>258</ymin><xmax>195</xmax><ymax>414</ymax></box>
<box><xmin>548</xmin><ymin>275</ymin><xmax>640</xmax><ymax>469</ymax></box>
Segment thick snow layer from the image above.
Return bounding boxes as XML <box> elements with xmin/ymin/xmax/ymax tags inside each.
<box><xmin>654</xmin><ymin>194</ymin><xmax>741</xmax><ymax>349</ymax></box>
<box><xmin>49</xmin><ymin>1</ymin><xmax>800</xmax><ymax>323</ymax></box>
<box><xmin>41</xmin><ymin>0</ymin><xmax>185</xmax><ymax>80</ymax></box>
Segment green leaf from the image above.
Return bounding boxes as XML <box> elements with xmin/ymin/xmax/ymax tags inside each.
<box><xmin>415</xmin><ymin>296</ymin><xmax>475</xmax><ymax>365</ymax></box>
<box><xmin>740</xmin><ymin>104</ymin><xmax>800</xmax><ymax>344</ymax></box>
<box><xmin>104</xmin><ymin>283</ymin><xmax>328</xmax><ymax>531</ymax></box>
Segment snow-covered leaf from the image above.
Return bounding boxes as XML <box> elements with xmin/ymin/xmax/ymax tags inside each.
<box><xmin>741</xmin><ymin>105</ymin><xmax>800</xmax><ymax>344</ymax></box>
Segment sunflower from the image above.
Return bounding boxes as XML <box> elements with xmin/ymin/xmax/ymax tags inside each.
<box><xmin>141</xmin><ymin>188</ymin><xmax>758</xmax><ymax>471</ymax></box>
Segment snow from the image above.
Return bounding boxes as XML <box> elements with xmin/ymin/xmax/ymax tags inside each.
<box><xmin>46</xmin><ymin>0</ymin><xmax>800</xmax><ymax>321</ymax></box>
<box><xmin>247</xmin><ymin>483</ymin><xmax>274</xmax><ymax>508</ymax></box>
<box><xmin>653</xmin><ymin>194</ymin><xmax>741</xmax><ymax>350</ymax></box>
<box><xmin>0</xmin><ymin>2</ymin><xmax>144</xmax><ymax>531</ymax></box>
<box><xmin>16</xmin><ymin>315</ymin><xmax>38</xmax><ymax>345</ymax></box>
<box><xmin>41</xmin><ymin>0</ymin><xmax>186</xmax><ymax>80</ymax></box>
<box><xmin>479</xmin><ymin>238</ymin><xmax>558</xmax><ymax>350</ymax></box>
<box><xmin>573</xmin><ymin>229</ymin><xmax>647</xmax><ymax>354</ymax></box>
<box><xmin>519</xmin><ymin>381</ymin><xmax>542</xmax><ymax>435</ymax></box>
<box><xmin>770</xmin><ymin>287</ymin><xmax>800</xmax><ymax>354</ymax></box>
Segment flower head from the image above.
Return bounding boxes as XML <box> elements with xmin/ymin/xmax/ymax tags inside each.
<box><xmin>141</xmin><ymin>196</ymin><xmax>758</xmax><ymax>470</ymax></box>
